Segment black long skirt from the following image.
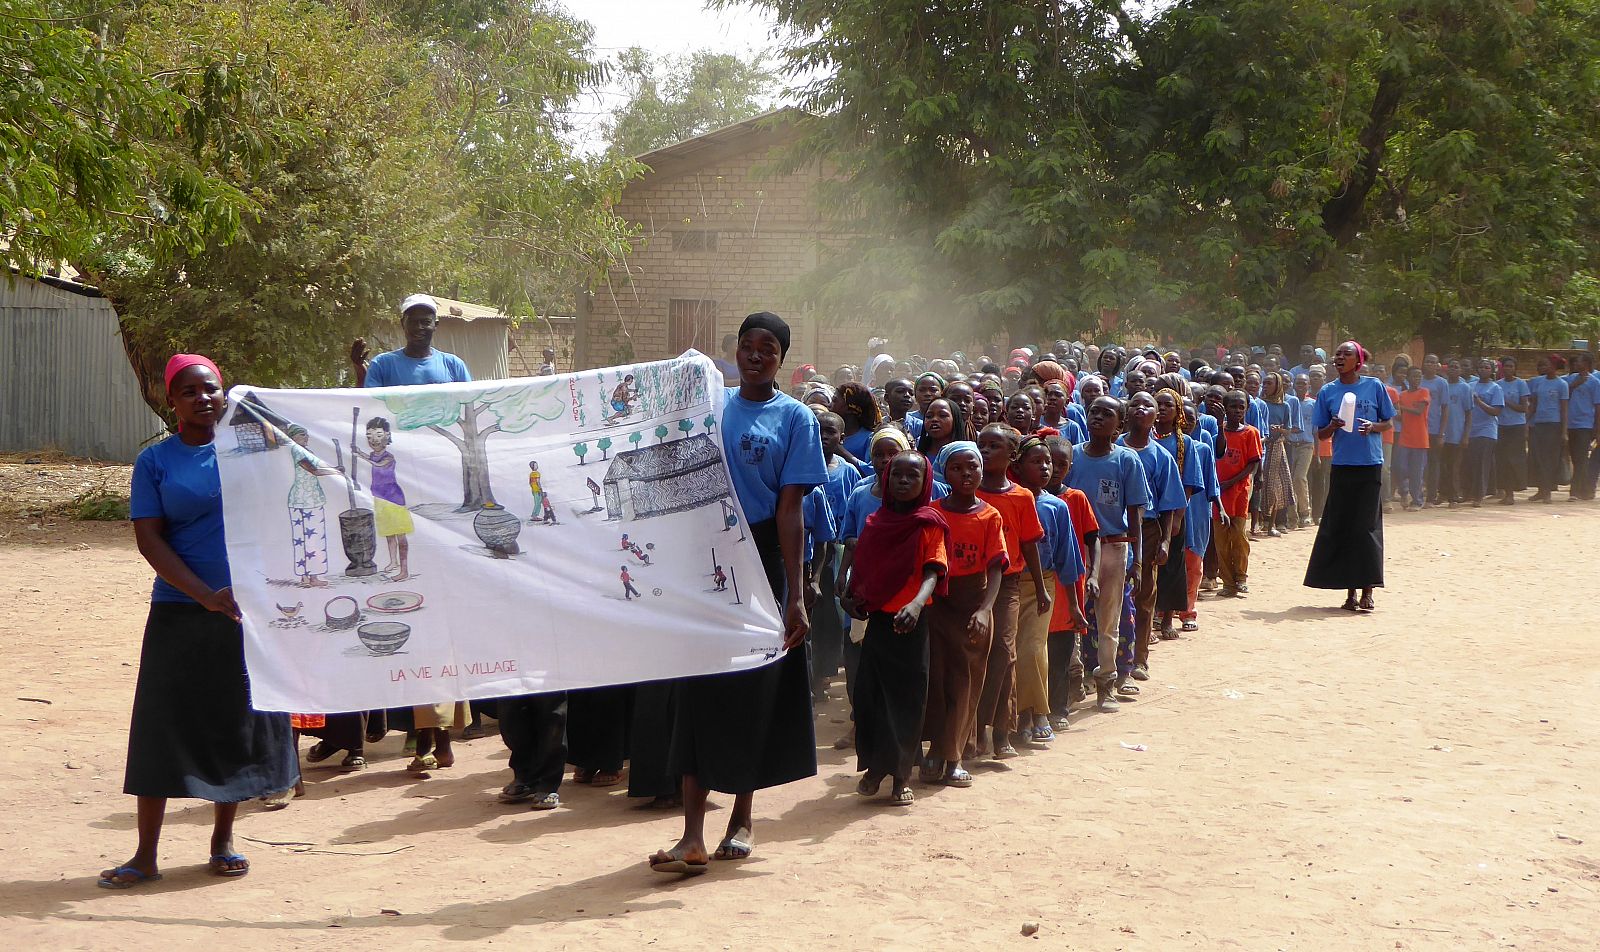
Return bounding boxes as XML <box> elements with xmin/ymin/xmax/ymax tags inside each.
<box><xmin>1303</xmin><ymin>464</ymin><xmax>1384</xmax><ymax>590</ymax></box>
<box><xmin>1528</xmin><ymin>422</ymin><xmax>1565</xmax><ymax>491</ymax></box>
<box><xmin>668</xmin><ymin>518</ymin><xmax>817</xmax><ymax>794</ymax></box>
<box><xmin>626</xmin><ymin>679</ymin><xmax>679</xmax><ymax>799</ymax></box>
<box><xmin>124</xmin><ymin>603</ymin><xmax>298</xmax><ymax>801</ymax></box>
<box><xmin>854</xmin><ymin>610</ymin><xmax>930</xmax><ymax>780</ymax></box>
<box><xmin>1496</xmin><ymin>424</ymin><xmax>1528</xmax><ymax>492</ymax></box>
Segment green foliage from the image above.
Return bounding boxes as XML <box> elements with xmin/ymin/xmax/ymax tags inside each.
<box><xmin>747</xmin><ymin>0</ymin><xmax>1600</xmax><ymax>351</ymax></box>
<box><xmin>70</xmin><ymin>488</ymin><xmax>131</xmax><ymax>522</ymax></box>
<box><xmin>603</xmin><ymin>47</ymin><xmax>780</xmax><ymax>157</ymax></box>
<box><xmin>0</xmin><ymin>0</ymin><xmax>249</xmax><ymax>274</ymax></box>
<box><xmin>5</xmin><ymin>0</ymin><xmax>640</xmax><ymax>414</ymax></box>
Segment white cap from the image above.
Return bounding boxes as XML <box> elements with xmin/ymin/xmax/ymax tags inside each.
<box><xmin>399</xmin><ymin>293</ymin><xmax>438</xmax><ymax>316</ymax></box>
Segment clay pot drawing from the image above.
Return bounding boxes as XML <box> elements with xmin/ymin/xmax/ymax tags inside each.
<box><xmin>357</xmin><ymin>621</ymin><xmax>411</xmax><ymax>655</ymax></box>
<box><xmin>473</xmin><ymin>503</ymin><xmax>522</xmax><ymax>558</ymax></box>
<box><xmin>339</xmin><ymin>509</ymin><xmax>379</xmax><ymax>577</ymax></box>
<box><xmin>324</xmin><ymin>595</ymin><xmax>360</xmax><ymax>629</ymax></box>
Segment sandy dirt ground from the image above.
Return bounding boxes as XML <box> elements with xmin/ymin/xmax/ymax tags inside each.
<box><xmin>2</xmin><ymin>501</ymin><xmax>1597</xmax><ymax>951</ymax></box>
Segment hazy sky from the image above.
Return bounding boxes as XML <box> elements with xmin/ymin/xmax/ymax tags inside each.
<box><xmin>567</xmin><ymin>0</ymin><xmax>788</xmax><ymax>149</ymax></box>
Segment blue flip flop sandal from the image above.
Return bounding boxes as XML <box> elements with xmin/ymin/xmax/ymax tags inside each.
<box><xmin>209</xmin><ymin>853</ymin><xmax>250</xmax><ymax>877</ymax></box>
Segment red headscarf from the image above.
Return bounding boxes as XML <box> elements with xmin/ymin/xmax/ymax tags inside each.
<box><xmin>1339</xmin><ymin>340</ymin><xmax>1370</xmax><ymax>365</ymax></box>
<box><xmin>849</xmin><ymin>453</ymin><xmax>949</xmax><ymax>612</ymax></box>
<box><xmin>164</xmin><ymin>353</ymin><xmax>224</xmax><ymax>392</ymax></box>
<box><xmin>790</xmin><ymin>363</ymin><xmax>817</xmax><ymax>387</ymax></box>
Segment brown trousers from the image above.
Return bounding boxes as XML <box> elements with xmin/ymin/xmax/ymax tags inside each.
<box><xmin>1213</xmin><ymin>514</ymin><xmax>1250</xmax><ymax>590</ymax></box>
<box><xmin>974</xmin><ymin>573</ymin><xmax>1022</xmax><ymax>739</ymax></box>
<box><xmin>922</xmin><ymin>572</ymin><xmax>991</xmax><ymax>762</ymax></box>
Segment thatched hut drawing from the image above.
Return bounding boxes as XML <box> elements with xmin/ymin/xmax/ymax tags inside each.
<box><xmin>602</xmin><ymin>433</ymin><xmax>731</xmax><ymax>521</ymax></box>
<box><xmin>227</xmin><ymin>392</ymin><xmax>295</xmax><ymax>453</ymax></box>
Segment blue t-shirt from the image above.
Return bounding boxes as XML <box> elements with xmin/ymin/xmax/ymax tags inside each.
<box><xmin>1185</xmin><ymin>439</ymin><xmax>1221</xmax><ymax>557</ymax></box>
<box><xmin>1035</xmin><ymin>491</ymin><xmax>1086</xmax><ymax>582</ymax></box>
<box><xmin>1313</xmin><ymin>376</ymin><xmax>1396</xmax><ymax>467</ymax></box>
<box><xmin>838</xmin><ymin>478</ymin><xmax>948</xmax><ymax>539</ymax></box>
<box><xmin>1421</xmin><ymin>375</ymin><xmax>1449</xmax><ymax>434</ymax></box>
<box><xmin>721</xmin><ymin>388</ymin><xmax>827</xmax><ymax>524</ymax></box>
<box><xmin>822</xmin><ymin>457</ymin><xmax>862</xmax><ymax>526</ymax></box>
<box><xmin>1246</xmin><ymin>396</ymin><xmax>1269</xmax><ymax>437</ymax></box>
<box><xmin>1529</xmin><ymin>376</ymin><xmax>1569</xmax><ymax>425</ymax></box>
<box><xmin>1197</xmin><ymin>414</ymin><xmax>1219</xmax><ymax>443</ymax></box>
<box><xmin>1469</xmin><ymin>380</ymin><xmax>1504</xmax><ymax>439</ymax></box>
<box><xmin>1052</xmin><ymin>418</ymin><xmax>1087</xmax><ymax>445</ymax></box>
<box><xmin>363</xmin><ymin>349</ymin><xmax>472</xmax><ymax>388</ymax></box>
<box><xmin>1066</xmin><ymin>403</ymin><xmax>1088</xmax><ymax>432</ymax></box>
<box><xmin>802</xmin><ymin>485</ymin><xmax>837</xmax><ymax>562</ymax></box>
<box><xmin>1569</xmin><ymin>375</ymin><xmax>1600</xmax><ymax>430</ymax></box>
<box><xmin>130</xmin><ymin>436</ymin><xmax>231</xmax><ymax>604</ymax></box>
<box><xmin>1443</xmin><ymin>381</ymin><xmax>1473</xmax><ymax>444</ymax></box>
<box><xmin>1496</xmin><ymin>377</ymin><xmax>1529</xmax><ymax>427</ymax></box>
<box><xmin>841</xmin><ymin>427</ymin><xmax>874</xmax><ymax>468</ymax></box>
<box><xmin>1286</xmin><ymin>395</ymin><xmax>1313</xmax><ymax>443</ymax></box>
<box><xmin>1117</xmin><ymin>438</ymin><xmax>1187</xmax><ymax>517</ymax></box>
<box><xmin>900</xmin><ymin>412</ymin><xmax>925</xmax><ymax>442</ymax></box>
<box><xmin>1154</xmin><ymin>432</ymin><xmax>1207</xmax><ymax>495</ymax></box>
<box><xmin>1064</xmin><ymin>443</ymin><xmax>1152</xmax><ymax>537</ymax></box>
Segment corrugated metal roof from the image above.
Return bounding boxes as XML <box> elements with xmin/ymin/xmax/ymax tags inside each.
<box><xmin>1</xmin><ymin>276</ymin><xmax>169</xmax><ymax>461</ymax></box>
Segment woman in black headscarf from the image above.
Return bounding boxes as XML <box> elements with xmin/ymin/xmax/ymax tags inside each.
<box><xmin>650</xmin><ymin>311</ymin><xmax>827</xmax><ymax>876</ymax></box>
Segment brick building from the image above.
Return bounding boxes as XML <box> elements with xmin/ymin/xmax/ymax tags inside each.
<box><xmin>576</xmin><ymin>110</ymin><xmax>898</xmax><ymax>377</ymax></box>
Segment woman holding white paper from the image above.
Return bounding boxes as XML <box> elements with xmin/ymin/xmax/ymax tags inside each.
<box><xmin>650</xmin><ymin>311</ymin><xmax>828</xmax><ymax>877</ymax></box>
<box><xmin>101</xmin><ymin>355</ymin><xmax>297</xmax><ymax>889</ymax></box>
<box><xmin>1303</xmin><ymin>341</ymin><xmax>1396</xmax><ymax>612</ymax></box>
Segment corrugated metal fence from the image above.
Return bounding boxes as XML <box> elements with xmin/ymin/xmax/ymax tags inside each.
<box><xmin>1</xmin><ymin>276</ymin><xmax>169</xmax><ymax>461</ymax></box>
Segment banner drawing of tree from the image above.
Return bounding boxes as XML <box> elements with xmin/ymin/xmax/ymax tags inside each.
<box><xmin>703</xmin><ymin>413</ymin><xmax>717</xmax><ymax>436</ymax></box>
<box><xmin>597</xmin><ymin>436</ymin><xmax>613</xmax><ymax>459</ymax></box>
<box><xmin>655</xmin><ymin>424</ymin><xmax>670</xmax><ymax>444</ymax></box>
<box><xmin>381</xmin><ymin>383</ymin><xmax>565</xmax><ymax>510</ymax></box>
<box><xmin>677</xmin><ymin>418</ymin><xmax>695</xmax><ymax>440</ymax></box>
<box><xmin>574</xmin><ymin>441</ymin><xmax>589</xmax><ymax>465</ymax></box>
<box><xmin>629</xmin><ymin>431</ymin><xmax>643</xmax><ymax>451</ymax></box>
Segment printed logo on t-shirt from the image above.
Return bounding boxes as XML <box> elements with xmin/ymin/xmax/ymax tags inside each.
<box><xmin>952</xmin><ymin>539</ymin><xmax>978</xmax><ymax>572</ymax></box>
<box><xmin>739</xmin><ymin>432</ymin><xmax>769</xmax><ymax>465</ymax></box>
<box><xmin>1097</xmin><ymin>478</ymin><xmax>1121</xmax><ymax>508</ymax></box>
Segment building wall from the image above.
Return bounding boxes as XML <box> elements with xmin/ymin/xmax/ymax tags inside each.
<box><xmin>509</xmin><ymin>318</ymin><xmax>577</xmax><ymax>377</ymax></box>
<box><xmin>0</xmin><ymin>277</ymin><xmax>168</xmax><ymax>461</ymax></box>
<box><xmin>582</xmin><ymin>140</ymin><xmax>1020</xmax><ymax>378</ymax></box>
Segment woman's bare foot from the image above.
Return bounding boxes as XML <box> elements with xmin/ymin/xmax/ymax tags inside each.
<box><xmin>649</xmin><ymin>836</ymin><xmax>710</xmax><ymax>874</ymax></box>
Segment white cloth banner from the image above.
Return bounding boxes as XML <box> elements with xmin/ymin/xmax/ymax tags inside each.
<box><xmin>216</xmin><ymin>352</ymin><xmax>781</xmax><ymax>713</ymax></box>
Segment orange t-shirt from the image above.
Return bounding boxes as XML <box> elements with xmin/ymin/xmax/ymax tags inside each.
<box><xmin>1382</xmin><ymin>385</ymin><xmax>1400</xmax><ymax>445</ymax></box>
<box><xmin>1050</xmin><ymin>486</ymin><xmax>1098</xmax><ymax>631</ymax></box>
<box><xmin>1215</xmin><ymin>425</ymin><xmax>1263</xmax><ymax>518</ymax></box>
<box><xmin>940</xmin><ymin>501</ymin><xmax>1008</xmax><ymax>578</ymax></box>
<box><xmin>879</xmin><ymin>524</ymin><xmax>948</xmax><ymax>613</ymax></box>
<box><xmin>976</xmin><ymin>483</ymin><xmax>1046</xmax><ymax>576</ymax></box>
<box><xmin>1396</xmin><ymin>388</ymin><xmax>1431</xmax><ymax>450</ymax></box>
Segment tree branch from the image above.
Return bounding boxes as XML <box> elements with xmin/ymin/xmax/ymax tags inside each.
<box><xmin>426</xmin><ymin>423</ymin><xmax>467</xmax><ymax>448</ymax></box>
<box><xmin>1321</xmin><ymin>69</ymin><xmax>1406</xmax><ymax>246</ymax></box>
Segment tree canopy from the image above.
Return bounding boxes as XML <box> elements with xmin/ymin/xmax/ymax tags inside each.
<box><xmin>3</xmin><ymin>0</ymin><xmax>641</xmax><ymax>414</ymax></box>
<box><xmin>603</xmin><ymin>47</ymin><xmax>781</xmax><ymax>157</ymax></box>
<box><xmin>746</xmin><ymin>0</ymin><xmax>1600</xmax><ymax>353</ymax></box>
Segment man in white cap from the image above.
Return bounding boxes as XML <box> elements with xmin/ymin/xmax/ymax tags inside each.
<box><xmin>349</xmin><ymin>293</ymin><xmax>472</xmax><ymax>388</ymax></box>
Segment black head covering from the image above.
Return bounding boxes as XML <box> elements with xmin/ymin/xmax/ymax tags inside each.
<box><xmin>739</xmin><ymin>311</ymin><xmax>791</xmax><ymax>358</ymax></box>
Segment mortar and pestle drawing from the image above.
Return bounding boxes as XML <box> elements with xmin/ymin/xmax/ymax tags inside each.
<box><xmin>335</xmin><ymin>407</ymin><xmax>379</xmax><ymax>577</ymax></box>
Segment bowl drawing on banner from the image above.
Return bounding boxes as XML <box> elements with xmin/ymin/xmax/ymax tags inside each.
<box><xmin>324</xmin><ymin>596</ymin><xmax>361</xmax><ymax>629</ymax></box>
<box><xmin>357</xmin><ymin>621</ymin><xmax>411</xmax><ymax>655</ymax></box>
<box><xmin>367</xmin><ymin>591</ymin><xmax>424</xmax><ymax>614</ymax></box>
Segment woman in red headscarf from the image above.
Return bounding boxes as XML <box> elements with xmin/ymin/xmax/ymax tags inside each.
<box><xmin>100</xmin><ymin>356</ymin><xmax>298</xmax><ymax>889</ymax></box>
<box><xmin>1303</xmin><ymin>341</ymin><xmax>1395</xmax><ymax>612</ymax></box>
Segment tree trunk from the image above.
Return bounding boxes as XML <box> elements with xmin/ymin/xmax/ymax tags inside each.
<box><xmin>455</xmin><ymin>405</ymin><xmax>498</xmax><ymax>510</ymax></box>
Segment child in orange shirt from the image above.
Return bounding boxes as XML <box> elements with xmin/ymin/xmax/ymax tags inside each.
<box><xmin>1045</xmin><ymin>434</ymin><xmax>1098</xmax><ymax>722</ymax></box>
<box><xmin>841</xmin><ymin>452</ymin><xmax>947</xmax><ymax>807</ymax></box>
<box><xmin>922</xmin><ymin>441</ymin><xmax>1006</xmax><ymax>788</ymax></box>
<box><xmin>1214</xmin><ymin>391</ymin><xmax>1263</xmax><ymax>597</ymax></box>
<box><xmin>973</xmin><ymin>423</ymin><xmax>1050</xmax><ymax>760</ymax></box>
